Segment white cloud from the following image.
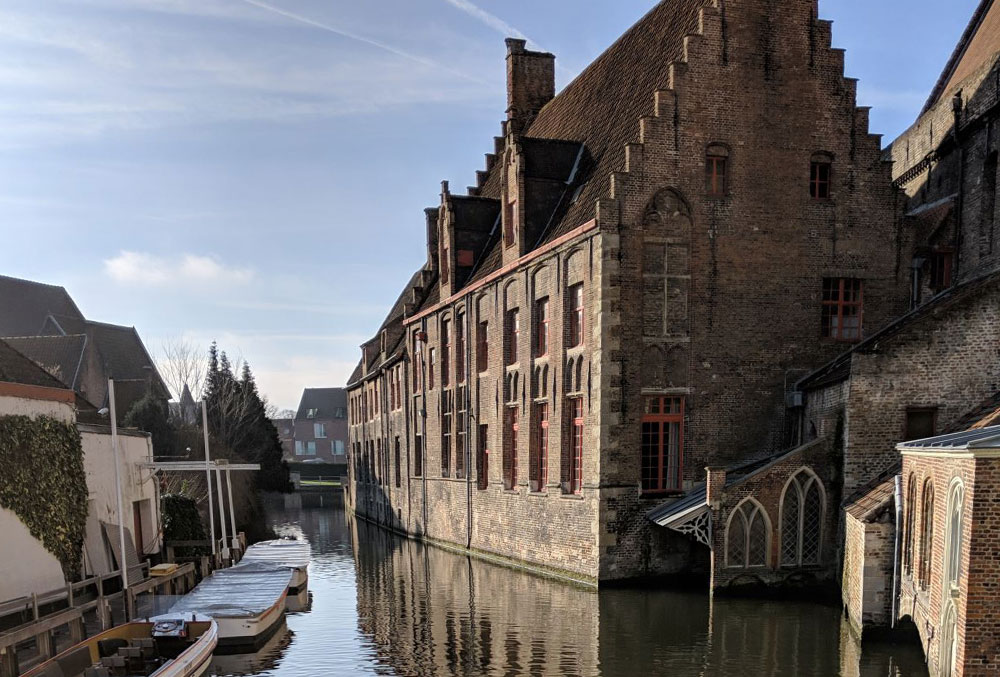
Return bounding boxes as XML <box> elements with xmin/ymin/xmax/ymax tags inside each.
<box><xmin>104</xmin><ymin>251</ymin><xmax>253</xmax><ymax>286</ymax></box>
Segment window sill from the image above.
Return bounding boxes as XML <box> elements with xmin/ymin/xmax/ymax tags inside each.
<box><xmin>527</xmin><ymin>491</ymin><xmax>548</xmax><ymax>498</ymax></box>
<box><xmin>503</xmin><ymin>489</ymin><xmax>520</xmax><ymax>495</ymax></box>
<box><xmin>560</xmin><ymin>493</ymin><xmax>585</xmax><ymax>501</ymax></box>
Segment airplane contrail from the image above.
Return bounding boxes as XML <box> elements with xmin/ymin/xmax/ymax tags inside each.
<box><xmin>441</xmin><ymin>0</ymin><xmax>540</xmax><ymax>50</ymax></box>
<box><xmin>238</xmin><ymin>0</ymin><xmax>486</xmax><ymax>84</ymax></box>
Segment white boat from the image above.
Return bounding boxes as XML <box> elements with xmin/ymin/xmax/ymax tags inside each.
<box><xmin>239</xmin><ymin>538</ymin><xmax>311</xmax><ymax>594</ymax></box>
<box><xmin>159</xmin><ymin>563</ymin><xmax>291</xmax><ymax>655</ymax></box>
<box><xmin>23</xmin><ymin>616</ymin><xmax>218</xmax><ymax>677</ymax></box>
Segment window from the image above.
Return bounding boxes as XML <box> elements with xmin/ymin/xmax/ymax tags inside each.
<box><xmin>334</xmin><ymin>407</ymin><xmax>346</xmax><ymax>419</ymax></box>
<box><xmin>705</xmin><ymin>145</ymin><xmax>729</xmax><ymax>197</ymax></box>
<box><xmin>780</xmin><ymin>469</ymin><xmax>825</xmax><ymax>567</ymax></box>
<box><xmin>821</xmin><ymin>278</ymin><xmax>863</xmax><ymax>342</ymax></box>
<box><xmin>566</xmin><ymin>398</ymin><xmax>584</xmax><ymax>495</ymax></box>
<box><xmin>904</xmin><ymin>474</ymin><xmax>917</xmax><ymax>576</ymax></box>
<box><xmin>442</xmin><ymin>391</ymin><xmax>453</xmax><ymax>477</ymax></box>
<box><xmin>477</xmin><ymin>424</ymin><xmax>489</xmax><ymax>490</ymax></box>
<box><xmin>295</xmin><ymin>440</ymin><xmax>304</xmax><ymax>456</ymax></box>
<box><xmin>535</xmin><ymin>298</ymin><xmax>549</xmax><ymax>357</ymax></box>
<box><xmin>568</xmin><ymin>284</ymin><xmax>584</xmax><ymax>348</ymax></box>
<box><xmin>394</xmin><ymin>438</ymin><xmax>401</xmax><ymax>489</ymax></box>
<box><xmin>946</xmin><ymin>480</ymin><xmax>964</xmax><ymax>592</ymax></box>
<box><xmin>396</xmin><ymin>365</ymin><xmax>403</xmax><ymax>409</ymax></box>
<box><xmin>414</xmin><ymin>435</ymin><xmax>423</xmax><ymax>477</ymax></box>
<box><xmin>314</xmin><ymin>423</ymin><xmax>327</xmax><ymax>438</ymax></box>
<box><xmin>456</xmin><ymin>388</ymin><xmax>467</xmax><ymax>479</ymax></box>
<box><xmin>441</xmin><ymin>243</ymin><xmax>450</xmax><ymax>284</ymax></box>
<box><xmin>413</xmin><ymin>333</ymin><xmax>423</xmax><ymax>393</ymax></box>
<box><xmin>530</xmin><ymin>402</ymin><xmax>549</xmax><ymax>492</ymax></box>
<box><xmin>506</xmin><ymin>310</ymin><xmax>520</xmax><ymax>364</ymax></box>
<box><xmin>905</xmin><ymin>407</ymin><xmax>937</xmax><ymax>441</ymax></box>
<box><xmin>810</xmin><ymin>154</ymin><xmax>832</xmax><ymax>199</ymax></box>
<box><xmin>442</xmin><ymin>319</ymin><xmax>451</xmax><ymax>387</ymax></box>
<box><xmin>429</xmin><ymin>348</ymin><xmax>436</xmax><ymax>389</ymax></box>
<box><xmin>306</xmin><ymin>441</ymin><xmax>317</xmax><ymax>456</ymax></box>
<box><xmin>334</xmin><ymin>440</ymin><xmax>345</xmax><ymax>455</ymax></box>
<box><xmin>919</xmin><ymin>480</ymin><xmax>935</xmax><ymax>589</ymax></box>
<box><xmin>504</xmin><ymin>196</ymin><xmax>517</xmax><ymax>247</ymax></box>
<box><xmin>930</xmin><ymin>250</ymin><xmax>954</xmax><ymax>291</ymax></box>
<box><xmin>457</xmin><ymin>316</ymin><xmax>466</xmax><ymax>383</ymax></box>
<box><xmin>727</xmin><ymin>500</ymin><xmax>770</xmax><ymax>569</ymax></box>
<box><xmin>307</xmin><ymin>408</ymin><xmax>318</xmax><ymax>419</ymax></box>
<box><xmin>475</xmin><ymin>321</ymin><xmax>489</xmax><ymax>373</ymax></box>
<box><xmin>503</xmin><ymin>406</ymin><xmax>519</xmax><ymax>490</ymax></box>
<box><xmin>641</xmin><ymin>397</ymin><xmax>684</xmax><ymax>494</ymax></box>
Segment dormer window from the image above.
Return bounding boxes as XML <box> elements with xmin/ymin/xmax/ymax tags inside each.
<box><xmin>307</xmin><ymin>408</ymin><xmax>318</xmax><ymax>419</ymax></box>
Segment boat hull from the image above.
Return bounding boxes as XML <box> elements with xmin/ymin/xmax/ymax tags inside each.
<box><xmin>212</xmin><ymin>589</ymin><xmax>288</xmax><ymax>655</ymax></box>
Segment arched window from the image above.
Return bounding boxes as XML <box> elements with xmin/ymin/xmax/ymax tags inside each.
<box><xmin>919</xmin><ymin>480</ymin><xmax>935</xmax><ymax>589</ymax></box>
<box><xmin>945</xmin><ymin>479</ymin><xmax>965</xmax><ymax>591</ymax></box>
<box><xmin>727</xmin><ymin>499</ymin><xmax>770</xmax><ymax>569</ymax></box>
<box><xmin>780</xmin><ymin>469</ymin><xmax>825</xmax><ymax>566</ymax></box>
<box><xmin>904</xmin><ymin>474</ymin><xmax>917</xmax><ymax>576</ymax></box>
<box><xmin>705</xmin><ymin>144</ymin><xmax>729</xmax><ymax>197</ymax></box>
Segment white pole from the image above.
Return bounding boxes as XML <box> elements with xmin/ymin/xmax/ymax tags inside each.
<box><xmin>215</xmin><ymin>465</ymin><xmax>229</xmax><ymax>559</ymax></box>
<box><xmin>108</xmin><ymin>380</ymin><xmax>130</xmax><ymax>593</ymax></box>
<box><xmin>202</xmin><ymin>401</ymin><xmax>216</xmax><ymax>556</ymax></box>
<box><xmin>226</xmin><ymin>467</ymin><xmax>238</xmax><ymax>551</ymax></box>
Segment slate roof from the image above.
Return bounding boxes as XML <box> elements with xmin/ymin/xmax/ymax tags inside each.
<box><xmin>899</xmin><ymin>424</ymin><xmax>1000</xmax><ymax>452</ymax></box>
<box><xmin>295</xmin><ymin>388</ymin><xmax>347</xmax><ymax>421</ymax></box>
<box><xmin>0</xmin><ymin>274</ymin><xmax>85</xmax><ymax>337</ymax></box>
<box><xmin>1</xmin><ymin>334</ymin><xmax>88</xmax><ymax>390</ymax></box>
<box><xmin>85</xmin><ymin>321</ymin><xmax>169</xmax><ymax>398</ymax></box>
<box><xmin>0</xmin><ymin>339</ymin><xmax>73</xmax><ymax>390</ymax></box>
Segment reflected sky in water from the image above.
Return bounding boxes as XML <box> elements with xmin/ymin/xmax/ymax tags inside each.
<box><xmin>208</xmin><ymin>493</ymin><xmax>927</xmax><ymax>677</ymax></box>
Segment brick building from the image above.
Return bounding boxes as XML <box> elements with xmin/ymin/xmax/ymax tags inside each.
<box><xmin>292</xmin><ymin>388</ymin><xmax>348</xmax><ymax>464</ymax></box>
<box><xmin>347</xmin><ymin>0</ymin><xmax>914</xmax><ymax>585</ymax></box>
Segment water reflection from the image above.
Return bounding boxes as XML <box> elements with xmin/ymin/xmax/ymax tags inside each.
<box><xmin>209</xmin><ymin>494</ymin><xmax>927</xmax><ymax>677</ymax></box>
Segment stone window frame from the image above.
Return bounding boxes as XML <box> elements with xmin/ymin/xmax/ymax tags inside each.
<box><xmin>725</xmin><ymin>498</ymin><xmax>772</xmax><ymax>570</ymax></box>
<box><xmin>904</xmin><ymin>473</ymin><xmax>917</xmax><ymax>577</ymax></box>
<box><xmin>640</xmin><ymin>395</ymin><xmax>685</xmax><ymax>495</ymax></box>
<box><xmin>944</xmin><ymin>477</ymin><xmax>965</xmax><ymax>595</ymax></box>
<box><xmin>567</xmin><ymin>282</ymin><xmax>585</xmax><ymax>349</ymax></box>
<box><xmin>529</xmin><ymin>400</ymin><xmax>549</xmax><ymax>493</ymax></box>
<box><xmin>534</xmin><ymin>296</ymin><xmax>550</xmax><ymax>358</ymax></box>
<box><xmin>918</xmin><ymin>478</ymin><xmax>936</xmax><ymax>590</ymax></box>
<box><xmin>441</xmin><ymin>314</ymin><xmax>452</xmax><ymax>388</ymax></box>
<box><xmin>503</xmin><ymin>405</ymin><xmax>519</xmax><ymax>491</ymax></box>
<box><xmin>563</xmin><ymin>397</ymin><xmax>584</xmax><ymax>495</ymax></box>
<box><xmin>778</xmin><ymin>467</ymin><xmax>826</xmax><ymax>568</ymax></box>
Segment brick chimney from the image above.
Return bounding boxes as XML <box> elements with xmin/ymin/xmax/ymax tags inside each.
<box><xmin>705</xmin><ymin>467</ymin><xmax>727</xmax><ymax>509</ymax></box>
<box><xmin>506</xmin><ymin>38</ymin><xmax>555</xmax><ymax>135</ymax></box>
<box><xmin>424</xmin><ymin>207</ymin><xmax>440</xmax><ymax>272</ymax></box>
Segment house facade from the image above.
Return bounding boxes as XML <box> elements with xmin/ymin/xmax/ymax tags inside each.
<box><xmin>291</xmin><ymin>388</ymin><xmax>348</xmax><ymax>464</ymax></box>
<box><xmin>347</xmin><ymin>0</ymin><xmax>914</xmax><ymax>584</ymax></box>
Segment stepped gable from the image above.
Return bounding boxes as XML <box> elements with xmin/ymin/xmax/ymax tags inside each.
<box><xmin>0</xmin><ymin>334</ymin><xmax>88</xmax><ymax>390</ymax></box>
<box><xmin>524</xmin><ymin>0</ymin><xmax>707</xmax><ymax>241</ymax></box>
<box><xmin>0</xmin><ymin>274</ymin><xmax>85</xmax><ymax>337</ymax></box>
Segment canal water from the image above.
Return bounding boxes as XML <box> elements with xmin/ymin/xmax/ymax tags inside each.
<box><xmin>208</xmin><ymin>492</ymin><xmax>928</xmax><ymax>676</ymax></box>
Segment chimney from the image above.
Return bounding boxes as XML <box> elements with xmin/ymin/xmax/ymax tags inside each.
<box><xmin>506</xmin><ymin>38</ymin><xmax>555</xmax><ymax>135</ymax></box>
<box><xmin>425</xmin><ymin>207</ymin><xmax>440</xmax><ymax>272</ymax></box>
<box><xmin>705</xmin><ymin>467</ymin><xmax>727</xmax><ymax>509</ymax></box>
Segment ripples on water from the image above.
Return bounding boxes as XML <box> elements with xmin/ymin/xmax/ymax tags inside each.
<box><xmin>208</xmin><ymin>493</ymin><xmax>928</xmax><ymax>677</ymax></box>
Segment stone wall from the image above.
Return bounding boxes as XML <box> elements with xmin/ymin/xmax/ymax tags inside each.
<box><xmin>842</xmin><ymin>510</ymin><xmax>894</xmax><ymax>635</ymax></box>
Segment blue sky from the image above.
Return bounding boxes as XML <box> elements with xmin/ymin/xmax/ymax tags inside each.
<box><xmin>0</xmin><ymin>0</ymin><xmax>980</xmax><ymax>410</ymax></box>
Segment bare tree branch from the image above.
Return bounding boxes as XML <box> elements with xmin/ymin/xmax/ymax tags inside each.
<box><xmin>158</xmin><ymin>339</ymin><xmax>206</xmax><ymax>401</ymax></box>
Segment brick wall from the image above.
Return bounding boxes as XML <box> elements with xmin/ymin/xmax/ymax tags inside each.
<box><xmin>842</xmin><ymin>511</ymin><xmax>895</xmax><ymax>635</ymax></box>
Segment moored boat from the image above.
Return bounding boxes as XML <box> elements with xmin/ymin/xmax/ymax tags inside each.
<box><xmin>22</xmin><ymin>616</ymin><xmax>217</xmax><ymax>677</ymax></box>
<box><xmin>158</xmin><ymin>563</ymin><xmax>291</xmax><ymax>655</ymax></box>
<box><xmin>238</xmin><ymin>538</ymin><xmax>310</xmax><ymax>594</ymax></box>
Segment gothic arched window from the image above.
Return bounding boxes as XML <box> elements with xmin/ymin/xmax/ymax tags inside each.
<box><xmin>780</xmin><ymin>469</ymin><xmax>825</xmax><ymax>567</ymax></box>
<box><xmin>727</xmin><ymin>499</ymin><xmax>770</xmax><ymax>569</ymax></box>
<box><xmin>919</xmin><ymin>480</ymin><xmax>935</xmax><ymax>589</ymax></box>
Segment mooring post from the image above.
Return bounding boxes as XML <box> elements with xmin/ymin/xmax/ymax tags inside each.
<box><xmin>69</xmin><ymin>613</ymin><xmax>85</xmax><ymax>644</ymax></box>
<box><xmin>0</xmin><ymin>646</ymin><xmax>19</xmax><ymax>677</ymax></box>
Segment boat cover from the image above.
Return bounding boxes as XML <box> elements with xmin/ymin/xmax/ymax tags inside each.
<box><xmin>238</xmin><ymin>539</ymin><xmax>311</xmax><ymax>570</ymax></box>
<box><xmin>165</xmin><ymin>563</ymin><xmax>292</xmax><ymax>618</ymax></box>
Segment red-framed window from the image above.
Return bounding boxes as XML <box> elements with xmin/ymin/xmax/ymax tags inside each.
<box><xmin>441</xmin><ymin>390</ymin><xmax>452</xmax><ymax>477</ymax></box>
<box><xmin>428</xmin><ymin>348</ymin><xmax>436</xmax><ymax>389</ymax></box>
<box><xmin>477</xmin><ymin>424</ymin><xmax>489</xmax><ymax>490</ymax></box>
<box><xmin>568</xmin><ymin>284</ymin><xmax>584</xmax><ymax>348</ymax></box>
<box><xmin>567</xmin><ymin>398</ymin><xmax>584</xmax><ymax>495</ymax></box>
<box><xmin>414</xmin><ymin>435</ymin><xmax>423</xmax><ymax>477</ymax></box>
<box><xmin>441</xmin><ymin>319</ymin><xmax>451</xmax><ymax>387</ymax></box>
<box><xmin>504</xmin><ymin>406</ymin><xmax>518</xmax><ymax>490</ymax></box>
<box><xmin>477</xmin><ymin>321</ymin><xmax>489</xmax><ymax>373</ymax></box>
<box><xmin>535</xmin><ymin>297</ymin><xmax>549</xmax><ymax>357</ymax></box>
<box><xmin>456</xmin><ymin>316</ymin><xmax>466</xmax><ymax>383</ymax></box>
<box><xmin>930</xmin><ymin>250</ymin><xmax>954</xmax><ymax>291</ymax></box>
<box><xmin>810</xmin><ymin>158</ymin><xmax>832</xmax><ymax>199</ymax></box>
<box><xmin>456</xmin><ymin>387</ymin><xmax>467</xmax><ymax>479</ymax></box>
<box><xmin>821</xmin><ymin>278</ymin><xmax>863</xmax><ymax>342</ymax></box>
<box><xmin>531</xmin><ymin>402</ymin><xmax>549</xmax><ymax>492</ymax></box>
<box><xmin>706</xmin><ymin>152</ymin><xmax>728</xmax><ymax>197</ymax></box>
<box><xmin>506</xmin><ymin>309</ymin><xmax>520</xmax><ymax>365</ymax></box>
<box><xmin>641</xmin><ymin>396</ymin><xmax>684</xmax><ymax>494</ymax></box>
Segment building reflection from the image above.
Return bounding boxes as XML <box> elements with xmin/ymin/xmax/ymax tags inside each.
<box><xmin>350</xmin><ymin>516</ymin><xmax>928</xmax><ymax>677</ymax></box>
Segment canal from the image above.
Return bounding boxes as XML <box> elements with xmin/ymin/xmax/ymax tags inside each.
<box><xmin>209</xmin><ymin>493</ymin><xmax>929</xmax><ymax>676</ymax></box>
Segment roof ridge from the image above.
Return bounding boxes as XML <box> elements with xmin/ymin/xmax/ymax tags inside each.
<box><xmin>920</xmin><ymin>0</ymin><xmax>996</xmax><ymax>115</ymax></box>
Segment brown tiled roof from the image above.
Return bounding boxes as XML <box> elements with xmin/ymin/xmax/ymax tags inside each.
<box><xmin>923</xmin><ymin>0</ymin><xmax>1000</xmax><ymax>114</ymax></box>
<box><xmin>947</xmin><ymin>390</ymin><xmax>1000</xmax><ymax>433</ymax></box>
<box><xmin>845</xmin><ymin>476</ymin><xmax>896</xmax><ymax>522</ymax></box>
<box><xmin>1</xmin><ymin>334</ymin><xmax>88</xmax><ymax>390</ymax></box>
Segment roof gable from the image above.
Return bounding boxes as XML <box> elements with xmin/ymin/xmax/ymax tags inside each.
<box><xmin>295</xmin><ymin>387</ymin><xmax>347</xmax><ymax>420</ymax></box>
<box><xmin>0</xmin><ymin>275</ymin><xmax>85</xmax><ymax>337</ymax></box>
<box><xmin>0</xmin><ymin>334</ymin><xmax>88</xmax><ymax>390</ymax></box>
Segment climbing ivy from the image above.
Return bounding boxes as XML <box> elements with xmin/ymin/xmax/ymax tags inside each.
<box><xmin>0</xmin><ymin>415</ymin><xmax>88</xmax><ymax>579</ymax></box>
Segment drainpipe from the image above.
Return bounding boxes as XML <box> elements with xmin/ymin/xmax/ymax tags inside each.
<box><xmin>891</xmin><ymin>473</ymin><xmax>903</xmax><ymax>629</ymax></box>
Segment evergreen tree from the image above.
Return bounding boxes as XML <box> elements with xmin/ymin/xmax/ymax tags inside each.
<box><xmin>123</xmin><ymin>387</ymin><xmax>177</xmax><ymax>457</ymax></box>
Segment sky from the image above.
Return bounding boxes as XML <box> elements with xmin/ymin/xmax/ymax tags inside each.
<box><xmin>0</xmin><ymin>0</ymin><xmax>981</xmax><ymax>411</ymax></box>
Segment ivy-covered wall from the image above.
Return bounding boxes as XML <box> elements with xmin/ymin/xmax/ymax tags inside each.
<box><xmin>0</xmin><ymin>415</ymin><xmax>88</xmax><ymax>579</ymax></box>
